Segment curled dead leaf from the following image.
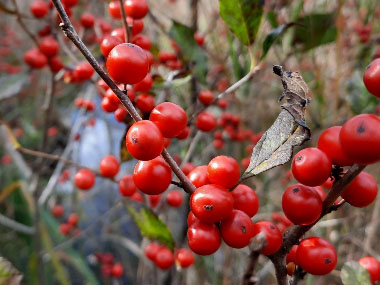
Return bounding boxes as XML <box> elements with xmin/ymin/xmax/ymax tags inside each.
<box><xmin>245</xmin><ymin>65</ymin><xmax>311</xmax><ymax>176</ymax></box>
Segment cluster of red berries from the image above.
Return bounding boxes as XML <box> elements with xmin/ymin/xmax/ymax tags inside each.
<box><xmin>184</xmin><ymin>156</ymin><xmax>262</xmax><ymax>254</ymax></box>
<box><xmin>94</xmin><ymin>252</ymin><xmax>124</xmax><ymax>278</ymax></box>
<box><xmin>74</xmin><ymin>98</ymin><xmax>95</xmax><ymax>112</ymax></box>
<box><xmin>51</xmin><ymin>206</ymin><xmax>80</xmax><ymax>236</ymax></box>
<box><xmin>145</xmin><ymin>243</ymin><xmax>194</xmax><ymax>270</ymax></box>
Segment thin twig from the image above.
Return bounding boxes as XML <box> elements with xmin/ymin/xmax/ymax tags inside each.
<box><xmin>243</xmin><ymin>232</ymin><xmax>267</xmax><ymax>285</ymax></box>
<box><xmin>180</xmin><ymin>131</ymin><xmax>202</xmax><ymax>167</ymax></box>
<box><xmin>188</xmin><ymin>66</ymin><xmax>260</xmax><ymax>125</ymax></box>
<box><xmin>11</xmin><ymin>0</ymin><xmax>39</xmax><ymax>46</ymax></box>
<box><xmin>119</xmin><ymin>0</ymin><xmax>131</xmax><ymax>42</ymax></box>
<box><xmin>0</xmin><ymin>213</ymin><xmax>35</xmax><ymax>235</ymax></box>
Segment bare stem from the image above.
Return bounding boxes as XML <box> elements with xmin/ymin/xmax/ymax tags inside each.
<box><xmin>119</xmin><ymin>0</ymin><xmax>131</xmax><ymax>42</ymax></box>
<box><xmin>12</xmin><ymin>0</ymin><xmax>39</xmax><ymax>46</ymax></box>
<box><xmin>265</xmin><ymin>164</ymin><xmax>366</xmax><ymax>285</ymax></box>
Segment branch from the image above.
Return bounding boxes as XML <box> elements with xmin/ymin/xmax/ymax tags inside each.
<box><xmin>11</xmin><ymin>0</ymin><xmax>39</xmax><ymax>47</ymax></box>
<box><xmin>51</xmin><ymin>0</ymin><xmax>195</xmax><ymax>194</ymax></box>
<box><xmin>188</xmin><ymin>66</ymin><xmax>260</xmax><ymax>124</ymax></box>
<box><xmin>243</xmin><ymin>232</ymin><xmax>267</xmax><ymax>285</ymax></box>
<box><xmin>267</xmin><ymin>164</ymin><xmax>366</xmax><ymax>285</ymax></box>
<box><xmin>0</xmin><ymin>212</ymin><xmax>35</xmax><ymax>235</ymax></box>
<box><xmin>119</xmin><ymin>0</ymin><xmax>131</xmax><ymax>42</ymax></box>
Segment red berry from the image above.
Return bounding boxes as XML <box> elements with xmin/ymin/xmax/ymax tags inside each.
<box><xmin>150</xmin><ymin>102</ymin><xmax>188</xmax><ymax>138</ymax></box>
<box><xmin>59</xmin><ymin>223</ymin><xmax>72</xmax><ymax>236</ymax></box>
<box><xmin>181</xmin><ymin>162</ymin><xmax>196</xmax><ymax>175</ymax></box>
<box><xmin>190</xmin><ymin>184</ymin><xmax>234</xmax><ymax>223</ymax></box>
<box><xmin>363</xmin><ymin>58</ymin><xmax>380</xmax><ymax>98</ymax></box>
<box><xmin>187</xmin><ymin>211</ymin><xmax>199</xmax><ymax>227</ymax></box>
<box><xmin>194</xmin><ymin>33</ymin><xmax>205</xmax><ymax>46</ymax></box>
<box><xmin>80</xmin><ymin>12</ymin><xmax>95</xmax><ymax>28</ymax></box>
<box><xmin>107</xmin><ymin>43</ymin><xmax>149</xmax><ymax>84</ymax></box>
<box><xmin>282</xmin><ymin>184</ymin><xmax>322</xmax><ymax>225</ymax></box>
<box><xmin>105</xmin><ymin>88</ymin><xmax>121</xmax><ymax>105</ymax></box>
<box><xmin>187</xmin><ymin>221</ymin><xmax>221</xmax><ymax>255</ymax></box>
<box><xmin>24</xmin><ymin>48</ymin><xmax>47</xmax><ymax>69</ymax></box>
<box><xmin>110</xmin><ymin>28</ymin><xmax>125</xmax><ymax>42</ymax></box>
<box><xmin>154</xmin><ymin>246</ymin><xmax>174</xmax><ymax>270</ymax></box>
<box><xmin>114</xmin><ymin>107</ymin><xmax>128</xmax><ymax>122</ymax></box>
<box><xmin>313</xmin><ymin>186</ymin><xmax>326</xmax><ymax>201</ymax></box>
<box><xmin>124</xmin><ymin>0</ymin><xmax>149</xmax><ymax>19</ymax></box>
<box><xmin>292</xmin><ymin>148</ymin><xmax>332</xmax><ymax>187</ymax></box>
<box><xmin>358</xmin><ymin>256</ymin><xmax>380</xmax><ymax>283</ymax></box>
<box><xmin>134</xmin><ymin>74</ymin><xmax>153</xmax><ymax>92</ymax></box>
<box><xmin>111</xmin><ymin>263</ymin><xmax>124</xmax><ymax>278</ymax></box>
<box><xmin>296</xmin><ymin>237</ymin><xmax>337</xmax><ymax>275</ymax></box>
<box><xmin>175</xmin><ymin>248</ymin><xmax>194</xmax><ymax>268</ymax></box>
<box><xmin>341</xmin><ymin>171</ymin><xmax>378</xmax><ymax>208</ymax></box>
<box><xmin>102</xmin><ymin>253</ymin><xmax>114</xmax><ymax>264</ymax></box>
<box><xmin>166</xmin><ymin>190</ymin><xmax>183</xmax><ymax>207</ymax></box>
<box><xmin>340</xmin><ymin>114</ymin><xmax>380</xmax><ymax>164</ymax></box>
<box><xmin>119</xmin><ymin>175</ymin><xmax>136</xmax><ymax>197</ymax></box>
<box><xmin>198</xmin><ymin>90</ymin><xmax>214</xmax><ymax>105</ymax></box>
<box><xmin>51</xmin><ymin>205</ymin><xmax>64</xmax><ymax>218</ymax></box>
<box><xmin>145</xmin><ymin>243</ymin><xmax>160</xmax><ymax>260</ymax></box>
<box><xmin>62</xmin><ymin>0</ymin><xmax>78</xmax><ymax>7</ymax></box>
<box><xmin>130</xmin><ymin>191</ymin><xmax>144</xmax><ymax>202</ymax></box>
<box><xmin>196</xmin><ymin>112</ymin><xmax>216</xmax><ymax>132</ymax></box>
<box><xmin>75</xmin><ymin>62</ymin><xmax>94</xmax><ymax>81</ymax></box>
<box><xmin>74</xmin><ymin>169</ymin><xmax>95</xmax><ymax>190</ymax></box>
<box><xmin>101</xmin><ymin>264</ymin><xmax>112</xmax><ymax>277</ymax></box>
<box><xmin>108</xmin><ymin>1</ymin><xmax>122</xmax><ymax>19</ymax></box>
<box><xmin>132</xmin><ymin>34</ymin><xmax>151</xmax><ymax>50</ymax></box>
<box><xmin>207</xmin><ymin>155</ymin><xmax>240</xmax><ymax>188</ymax></box>
<box><xmin>232</xmin><ymin>184</ymin><xmax>259</xmax><ymax>218</ymax></box>
<box><xmin>176</xmin><ymin>126</ymin><xmax>190</xmax><ymax>140</ymax></box>
<box><xmin>67</xmin><ymin>213</ymin><xmax>79</xmax><ymax>226</ymax></box>
<box><xmin>220</xmin><ymin>209</ymin><xmax>254</xmax><ymax>248</ymax></box>
<box><xmin>213</xmin><ymin>139</ymin><xmax>223</xmax><ymax>149</ymax></box>
<box><xmin>158</xmin><ymin>51</ymin><xmax>177</xmax><ymax>63</ymax></box>
<box><xmin>217</xmin><ymin>99</ymin><xmax>228</xmax><ymax>109</ymax></box>
<box><xmin>286</xmin><ymin>245</ymin><xmax>298</xmax><ymax>264</ymax></box>
<box><xmin>149</xmin><ymin>194</ymin><xmax>161</xmax><ymax>208</ymax></box>
<box><xmin>39</xmin><ymin>37</ymin><xmax>59</xmax><ymax>58</ymax></box>
<box><xmin>101</xmin><ymin>97</ymin><xmax>118</xmax><ymax>113</ymax></box>
<box><xmin>48</xmin><ymin>56</ymin><xmax>64</xmax><ymax>73</ymax></box>
<box><xmin>133</xmin><ymin>157</ymin><xmax>172</xmax><ymax>195</ymax></box>
<box><xmin>187</xmin><ymin>165</ymin><xmax>209</xmax><ymax>188</ymax></box>
<box><xmin>136</xmin><ymin>93</ymin><xmax>155</xmax><ymax>113</ymax></box>
<box><xmin>127</xmin><ymin>17</ymin><xmax>144</xmax><ymax>35</ymax></box>
<box><xmin>318</xmin><ymin>126</ymin><xmax>354</xmax><ymax>166</ymax></box>
<box><xmin>99</xmin><ymin>155</ymin><xmax>120</xmax><ymax>177</ymax></box>
<box><xmin>101</xmin><ymin>36</ymin><xmax>123</xmax><ymax>58</ymax></box>
<box><xmin>251</xmin><ymin>221</ymin><xmax>282</xmax><ymax>255</ymax></box>
<box><xmin>126</xmin><ymin>120</ymin><xmax>164</xmax><ymax>161</ymax></box>
<box><xmin>30</xmin><ymin>1</ymin><xmax>49</xmax><ymax>18</ymax></box>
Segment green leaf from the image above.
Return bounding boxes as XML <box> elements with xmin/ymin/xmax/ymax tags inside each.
<box><xmin>169</xmin><ymin>22</ymin><xmax>207</xmax><ymax>83</ymax></box>
<box><xmin>341</xmin><ymin>261</ymin><xmax>371</xmax><ymax>285</ymax></box>
<box><xmin>260</xmin><ymin>23</ymin><xmax>297</xmax><ymax>60</ymax></box>
<box><xmin>228</xmin><ymin>34</ymin><xmax>246</xmax><ymax>80</ymax></box>
<box><xmin>219</xmin><ymin>0</ymin><xmax>264</xmax><ymax>46</ymax></box>
<box><xmin>291</xmin><ymin>13</ymin><xmax>337</xmax><ymax>51</ymax></box>
<box><xmin>0</xmin><ymin>73</ymin><xmax>29</xmax><ymax>100</ymax></box>
<box><xmin>266</xmin><ymin>11</ymin><xmax>278</xmax><ymax>28</ymax></box>
<box><xmin>0</xmin><ymin>257</ymin><xmax>23</xmax><ymax>284</ymax></box>
<box><xmin>126</xmin><ymin>206</ymin><xmax>175</xmax><ymax>251</ymax></box>
<box><xmin>290</xmin><ymin>0</ymin><xmax>304</xmax><ymax>21</ymax></box>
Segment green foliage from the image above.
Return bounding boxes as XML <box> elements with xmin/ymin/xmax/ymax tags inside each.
<box><xmin>291</xmin><ymin>13</ymin><xmax>337</xmax><ymax>51</ymax></box>
<box><xmin>219</xmin><ymin>0</ymin><xmax>264</xmax><ymax>46</ymax></box>
<box><xmin>341</xmin><ymin>261</ymin><xmax>371</xmax><ymax>285</ymax></box>
<box><xmin>126</xmin><ymin>206</ymin><xmax>175</xmax><ymax>251</ymax></box>
<box><xmin>169</xmin><ymin>22</ymin><xmax>207</xmax><ymax>83</ymax></box>
<box><xmin>261</xmin><ymin>23</ymin><xmax>297</xmax><ymax>60</ymax></box>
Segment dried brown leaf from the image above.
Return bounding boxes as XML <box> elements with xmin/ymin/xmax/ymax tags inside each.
<box><xmin>245</xmin><ymin>65</ymin><xmax>310</xmax><ymax>176</ymax></box>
